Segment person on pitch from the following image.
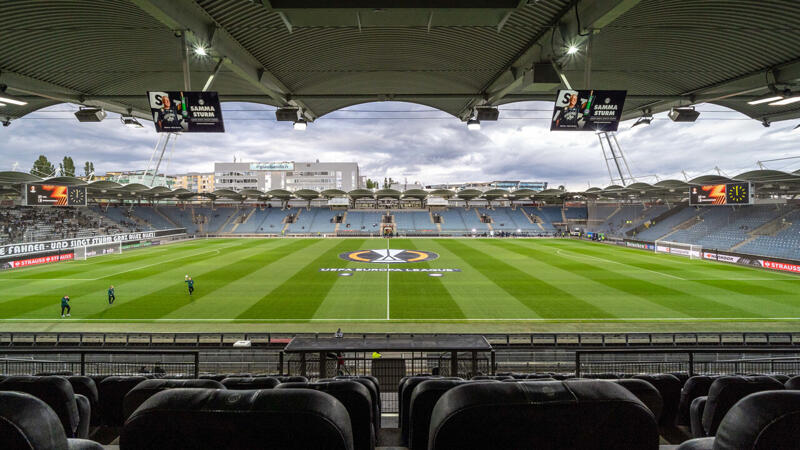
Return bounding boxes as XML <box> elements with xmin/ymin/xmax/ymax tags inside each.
<box><xmin>108</xmin><ymin>285</ymin><xmax>115</xmax><ymax>305</ymax></box>
<box><xmin>61</xmin><ymin>295</ymin><xmax>71</xmax><ymax>318</ymax></box>
<box><xmin>185</xmin><ymin>275</ymin><xmax>194</xmax><ymax>295</ymax></box>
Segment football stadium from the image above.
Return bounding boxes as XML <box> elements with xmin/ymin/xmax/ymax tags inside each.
<box><xmin>2</xmin><ymin>1</ymin><xmax>800</xmax><ymax>449</ymax></box>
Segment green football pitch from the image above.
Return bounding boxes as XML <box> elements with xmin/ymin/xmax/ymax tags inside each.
<box><xmin>1</xmin><ymin>237</ymin><xmax>799</xmax><ymax>333</ymax></box>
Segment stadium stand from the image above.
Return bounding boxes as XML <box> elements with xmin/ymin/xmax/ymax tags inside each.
<box><xmin>342</xmin><ymin>210</ymin><xmax>383</xmax><ymax>234</ymax></box>
<box><xmin>634</xmin><ymin>206</ymin><xmax>705</xmax><ymax>242</ymax></box>
<box><xmin>128</xmin><ymin>207</ymin><xmax>176</xmax><ymax>230</ymax></box>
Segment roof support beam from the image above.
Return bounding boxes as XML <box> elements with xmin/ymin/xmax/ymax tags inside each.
<box><xmin>457</xmin><ymin>0</ymin><xmax>641</xmax><ymax>120</ymax></box>
<box><xmin>621</xmin><ymin>57</ymin><xmax>800</xmax><ymax>121</ymax></box>
<box><xmin>130</xmin><ymin>0</ymin><xmax>317</xmax><ymax>120</ymax></box>
<box><xmin>0</xmin><ymin>69</ymin><xmax>151</xmax><ymax>120</ymax></box>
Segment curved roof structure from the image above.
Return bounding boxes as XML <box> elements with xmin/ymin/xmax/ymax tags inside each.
<box><xmin>375</xmin><ymin>188</ymin><xmax>402</xmax><ymax>199</ymax></box>
<box><xmin>2</xmin><ymin>1</ymin><xmax>800</xmax><ymax>125</ymax></box>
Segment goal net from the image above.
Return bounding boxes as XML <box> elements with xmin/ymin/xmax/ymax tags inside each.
<box><xmin>74</xmin><ymin>241</ymin><xmax>123</xmax><ymax>261</ymax></box>
<box><xmin>654</xmin><ymin>240</ymin><xmax>702</xmax><ymax>259</ymax></box>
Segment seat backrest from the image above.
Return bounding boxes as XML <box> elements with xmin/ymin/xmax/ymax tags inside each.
<box><xmin>98</xmin><ymin>376</ymin><xmax>147</xmax><ymax>427</ymax></box>
<box><xmin>0</xmin><ymin>375</ymin><xmax>79</xmax><ymax>438</ymax></box>
<box><xmin>784</xmin><ymin>375</ymin><xmax>800</xmax><ymax>390</ymax></box>
<box><xmin>713</xmin><ymin>390</ymin><xmax>800</xmax><ymax>450</ymax></box>
<box><xmin>0</xmin><ymin>391</ymin><xmax>70</xmax><ymax>450</ymax></box>
<box><xmin>632</xmin><ymin>374</ymin><xmax>681</xmax><ymax>425</ymax></box>
<box><xmin>221</xmin><ymin>376</ymin><xmax>280</xmax><ymax>390</ymax></box>
<box><xmin>702</xmin><ymin>376</ymin><xmax>784</xmax><ymax>436</ymax></box>
<box><xmin>398</xmin><ymin>376</ymin><xmax>435</xmax><ymax>433</ymax></box>
<box><xmin>770</xmin><ymin>374</ymin><xmax>789</xmax><ymax>383</ymax></box>
<box><xmin>471</xmin><ymin>375</ymin><xmax>512</xmax><ymax>381</ymax></box>
<box><xmin>409</xmin><ymin>379</ymin><xmax>469</xmax><ymax>450</ymax></box>
<box><xmin>66</xmin><ymin>376</ymin><xmax>100</xmax><ymax>425</ymax></box>
<box><xmin>123</xmin><ymin>379</ymin><xmax>225</xmax><ymax>420</ymax></box>
<box><xmin>677</xmin><ymin>376</ymin><xmax>717</xmax><ymax>425</ymax></box>
<box><xmin>274</xmin><ymin>375</ymin><xmax>308</xmax><ymax>383</ymax></box>
<box><xmin>276</xmin><ymin>381</ymin><xmax>373</xmax><ymax>450</ymax></box>
<box><xmin>429</xmin><ymin>380</ymin><xmax>658</xmax><ymax>450</ymax></box>
<box><xmin>120</xmin><ymin>388</ymin><xmax>353</xmax><ymax>450</ymax></box>
<box><xmin>613</xmin><ymin>379</ymin><xmax>664</xmax><ymax>422</ymax></box>
<box><xmin>333</xmin><ymin>376</ymin><xmax>381</xmax><ymax>428</ymax></box>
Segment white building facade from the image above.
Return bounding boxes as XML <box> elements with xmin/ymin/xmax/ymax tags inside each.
<box><xmin>214</xmin><ymin>161</ymin><xmax>360</xmax><ymax>192</ymax></box>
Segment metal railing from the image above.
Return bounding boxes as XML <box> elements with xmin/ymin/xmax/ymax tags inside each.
<box><xmin>1</xmin><ymin>332</ymin><xmax>797</xmax><ymax>349</ymax></box>
<box><xmin>574</xmin><ymin>349</ymin><xmax>800</xmax><ymax>377</ymax></box>
<box><xmin>0</xmin><ymin>349</ymin><xmax>200</xmax><ymax>377</ymax></box>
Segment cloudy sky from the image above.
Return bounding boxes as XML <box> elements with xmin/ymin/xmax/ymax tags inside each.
<box><xmin>1</xmin><ymin>101</ymin><xmax>798</xmax><ymax>191</ymax></box>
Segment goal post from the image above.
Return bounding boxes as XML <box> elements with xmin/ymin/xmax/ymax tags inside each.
<box><xmin>74</xmin><ymin>241</ymin><xmax>123</xmax><ymax>261</ymax></box>
<box><xmin>654</xmin><ymin>240</ymin><xmax>702</xmax><ymax>259</ymax></box>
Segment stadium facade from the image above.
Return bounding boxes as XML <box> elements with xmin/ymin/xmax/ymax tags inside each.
<box><xmin>214</xmin><ymin>161</ymin><xmax>360</xmax><ymax>192</ymax></box>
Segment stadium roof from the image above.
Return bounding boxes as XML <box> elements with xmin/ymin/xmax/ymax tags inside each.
<box><xmin>4</xmin><ymin>168</ymin><xmax>800</xmax><ymax>201</ymax></box>
<box><xmin>2</xmin><ymin>1</ymin><xmax>800</xmax><ymax>125</ymax></box>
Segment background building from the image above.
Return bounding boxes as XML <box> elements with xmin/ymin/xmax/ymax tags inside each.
<box><xmin>174</xmin><ymin>172</ymin><xmax>215</xmax><ymax>193</ymax></box>
<box><xmin>103</xmin><ymin>170</ymin><xmax>175</xmax><ymax>188</ymax></box>
<box><xmin>214</xmin><ymin>161</ymin><xmax>360</xmax><ymax>192</ymax></box>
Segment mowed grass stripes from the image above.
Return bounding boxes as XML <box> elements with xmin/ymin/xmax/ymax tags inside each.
<box><xmin>0</xmin><ymin>237</ymin><xmax>798</xmax><ymax>323</ymax></box>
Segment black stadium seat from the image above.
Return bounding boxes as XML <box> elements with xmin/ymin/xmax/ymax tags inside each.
<box><xmin>677</xmin><ymin>391</ymin><xmax>800</xmax><ymax>450</ymax></box>
<box><xmin>0</xmin><ymin>375</ymin><xmax>81</xmax><ymax>438</ymax></box>
<box><xmin>471</xmin><ymin>375</ymin><xmax>512</xmax><ymax>380</ymax></box>
<box><xmin>428</xmin><ymin>379</ymin><xmax>659</xmax><ymax>450</ymax></box>
<box><xmin>274</xmin><ymin>375</ymin><xmax>308</xmax><ymax>383</ymax></box>
<box><xmin>398</xmin><ymin>375</ymin><xmax>435</xmax><ymax>436</ymax></box>
<box><xmin>401</xmin><ymin>376</ymin><xmax>463</xmax><ymax>445</ymax></box>
<box><xmin>632</xmin><ymin>374</ymin><xmax>682</xmax><ymax>426</ymax></box>
<box><xmin>74</xmin><ymin>394</ymin><xmax>91</xmax><ymax>439</ymax></box>
<box><xmin>693</xmin><ymin>375</ymin><xmax>784</xmax><ymax>437</ymax></box>
<box><xmin>220</xmin><ymin>376</ymin><xmax>280</xmax><ymax>390</ymax></box>
<box><xmin>120</xmin><ymin>388</ymin><xmax>353</xmax><ymax>450</ymax></box>
<box><xmin>678</xmin><ymin>375</ymin><xmax>718</xmax><ymax>426</ymax></box>
<box><xmin>97</xmin><ymin>376</ymin><xmax>147</xmax><ymax>427</ymax></box>
<box><xmin>66</xmin><ymin>376</ymin><xmax>100</xmax><ymax>427</ymax></box>
<box><xmin>122</xmin><ymin>378</ymin><xmax>225</xmax><ymax>420</ymax></box>
<box><xmin>332</xmin><ymin>376</ymin><xmax>382</xmax><ymax>428</ymax></box>
<box><xmin>0</xmin><ymin>391</ymin><xmax>103</xmax><ymax>450</ymax></box>
<box><xmin>408</xmin><ymin>379</ymin><xmax>469</xmax><ymax>450</ymax></box>
<box><xmin>612</xmin><ymin>379</ymin><xmax>664</xmax><ymax>422</ymax></box>
<box><xmin>784</xmin><ymin>375</ymin><xmax>800</xmax><ymax>390</ymax></box>
<box><xmin>276</xmin><ymin>381</ymin><xmax>374</xmax><ymax>450</ymax></box>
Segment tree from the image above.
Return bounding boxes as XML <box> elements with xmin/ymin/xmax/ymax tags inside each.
<box><xmin>31</xmin><ymin>155</ymin><xmax>55</xmax><ymax>177</ymax></box>
<box><xmin>83</xmin><ymin>161</ymin><xmax>95</xmax><ymax>177</ymax></box>
<box><xmin>365</xmin><ymin>178</ymin><xmax>376</xmax><ymax>189</ymax></box>
<box><xmin>59</xmin><ymin>156</ymin><xmax>76</xmax><ymax>177</ymax></box>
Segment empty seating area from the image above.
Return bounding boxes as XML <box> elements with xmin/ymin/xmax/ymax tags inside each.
<box><xmin>393</xmin><ymin>211</ymin><xmax>436</xmax><ymax>234</ymax></box>
<box><xmin>287</xmin><ymin>208</ymin><xmax>338</xmax><ymax>234</ymax></box>
<box><xmin>635</xmin><ymin>206</ymin><xmax>705</xmax><ymax>242</ymax></box>
<box><xmin>234</xmin><ymin>208</ymin><xmax>291</xmax><ymax>233</ymax></box>
<box><xmin>736</xmin><ymin>209</ymin><xmax>800</xmax><ymax>259</ymax></box>
<box><xmin>342</xmin><ymin>211</ymin><xmax>383</xmax><ymax>233</ymax></box>
<box><xmin>128</xmin><ymin>207</ymin><xmax>176</xmax><ymax>230</ymax></box>
<box><xmin>2</xmin><ymin>371</ymin><xmax>799</xmax><ymax>449</ymax></box>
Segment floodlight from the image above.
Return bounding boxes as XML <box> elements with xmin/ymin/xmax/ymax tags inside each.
<box><xmin>475</xmin><ymin>107</ymin><xmax>499</xmax><ymax>121</ymax></box>
<box><xmin>293</xmin><ymin>119</ymin><xmax>307</xmax><ymax>131</ymax></box>
<box><xmin>668</xmin><ymin>107</ymin><xmax>700</xmax><ymax>122</ymax></box>
<box><xmin>121</xmin><ymin>115</ymin><xmax>143</xmax><ymax>128</ymax></box>
<box><xmin>769</xmin><ymin>95</ymin><xmax>800</xmax><ymax>106</ymax></box>
<box><xmin>0</xmin><ymin>85</ymin><xmax>27</xmax><ymax>106</ymax></box>
<box><xmin>467</xmin><ymin>119</ymin><xmax>481</xmax><ymax>130</ymax></box>
<box><xmin>748</xmin><ymin>95</ymin><xmax>783</xmax><ymax>105</ymax></box>
<box><xmin>276</xmin><ymin>107</ymin><xmax>300</xmax><ymax>121</ymax></box>
<box><xmin>567</xmin><ymin>45</ymin><xmax>579</xmax><ymax>55</ymax></box>
<box><xmin>194</xmin><ymin>46</ymin><xmax>208</xmax><ymax>56</ymax></box>
<box><xmin>74</xmin><ymin>107</ymin><xmax>107</xmax><ymax>122</ymax></box>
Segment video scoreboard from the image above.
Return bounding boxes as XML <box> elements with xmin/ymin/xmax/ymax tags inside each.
<box><xmin>689</xmin><ymin>182</ymin><xmax>752</xmax><ymax>206</ymax></box>
<box><xmin>26</xmin><ymin>185</ymin><xmax>87</xmax><ymax>206</ymax></box>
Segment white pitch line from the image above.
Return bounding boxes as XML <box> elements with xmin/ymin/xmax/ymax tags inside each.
<box><xmin>0</xmin><ymin>278</ymin><xmax>97</xmax><ymax>282</ymax></box>
<box><xmin>0</xmin><ymin>317</ymin><xmax>798</xmax><ymax>322</ymax></box>
<box><xmin>94</xmin><ymin>246</ymin><xmax>227</xmax><ymax>280</ymax></box>
<box><xmin>386</xmin><ymin>237</ymin><xmax>390</xmax><ymax>320</ymax></box>
<box><xmin>555</xmin><ymin>248</ymin><xmax>686</xmax><ymax>280</ymax></box>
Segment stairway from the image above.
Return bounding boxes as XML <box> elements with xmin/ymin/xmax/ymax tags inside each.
<box><xmin>230</xmin><ymin>207</ymin><xmax>256</xmax><ymax>233</ymax></box>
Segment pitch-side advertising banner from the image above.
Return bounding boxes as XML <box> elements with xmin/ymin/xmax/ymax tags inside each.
<box><xmin>551</xmin><ymin>89</ymin><xmax>627</xmax><ymax>131</ymax></box>
<box><xmin>0</xmin><ymin>229</ymin><xmax>186</xmax><ymax>258</ymax></box>
<box><xmin>148</xmin><ymin>91</ymin><xmax>224</xmax><ymax>133</ymax></box>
